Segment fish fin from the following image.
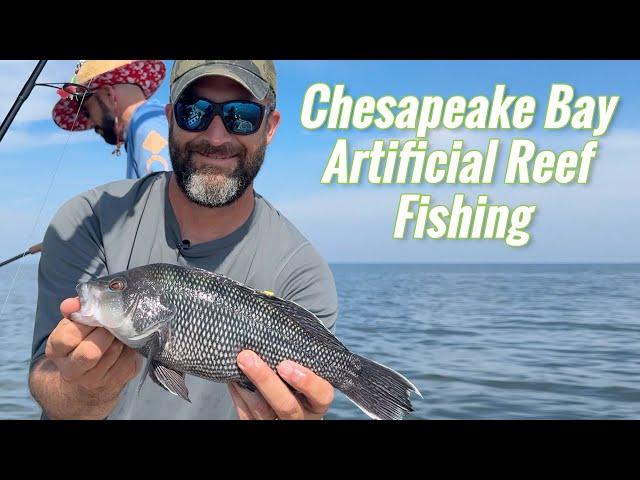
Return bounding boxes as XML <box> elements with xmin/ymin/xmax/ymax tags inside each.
<box><xmin>134</xmin><ymin>319</ymin><xmax>174</xmax><ymax>396</ymax></box>
<box><xmin>149</xmin><ymin>361</ymin><xmax>191</xmax><ymax>402</ymax></box>
<box><xmin>233</xmin><ymin>375</ymin><xmax>256</xmax><ymax>392</ymax></box>
<box><xmin>253</xmin><ymin>291</ymin><xmax>344</xmax><ymax>349</ymax></box>
<box><xmin>135</xmin><ymin>333</ymin><xmax>162</xmax><ymax>396</ymax></box>
<box><xmin>234</xmin><ymin>379</ymin><xmax>257</xmax><ymax>392</ymax></box>
<box><xmin>341</xmin><ymin>354</ymin><xmax>422</xmax><ymax>420</ymax></box>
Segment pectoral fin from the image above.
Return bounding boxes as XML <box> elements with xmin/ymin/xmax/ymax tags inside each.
<box><xmin>235</xmin><ymin>377</ymin><xmax>257</xmax><ymax>392</ymax></box>
<box><xmin>149</xmin><ymin>361</ymin><xmax>190</xmax><ymax>402</ymax></box>
<box><xmin>135</xmin><ymin>332</ymin><xmax>161</xmax><ymax>396</ymax></box>
<box><xmin>133</xmin><ymin>317</ymin><xmax>173</xmax><ymax>396</ymax></box>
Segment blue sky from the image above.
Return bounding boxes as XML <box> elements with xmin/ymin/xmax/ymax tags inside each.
<box><xmin>0</xmin><ymin>60</ymin><xmax>638</xmax><ymax>263</ymax></box>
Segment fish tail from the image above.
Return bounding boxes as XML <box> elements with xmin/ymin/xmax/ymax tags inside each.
<box><xmin>341</xmin><ymin>354</ymin><xmax>422</xmax><ymax>420</ymax></box>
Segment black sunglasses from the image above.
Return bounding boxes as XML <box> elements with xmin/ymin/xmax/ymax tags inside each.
<box><xmin>174</xmin><ymin>96</ymin><xmax>270</xmax><ymax>136</ymax></box>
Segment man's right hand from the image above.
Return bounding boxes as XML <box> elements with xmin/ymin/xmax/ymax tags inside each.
<box><xmin>44</xmin><ymin>297</ymin><xmax>141</xmax><ymax>399</ymax></box>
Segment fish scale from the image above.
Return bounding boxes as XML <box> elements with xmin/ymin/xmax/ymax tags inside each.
<box><xmin>139</xmin><ymin>264</ymin><xmax>346</xmax><ymax>381</ymax></box>
<box><xmin>73</xmin><ymin>263</ymin><xmax>422</xmax><ymax>420</ymax></box>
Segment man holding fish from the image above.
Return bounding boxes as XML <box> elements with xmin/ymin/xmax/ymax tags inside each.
<box><xmin>28</xmin><ymin>61</ymin><xmax>342</xmax><ymax>420</ymax></box>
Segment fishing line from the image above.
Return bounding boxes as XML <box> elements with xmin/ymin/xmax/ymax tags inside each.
<box><xmin>0</xmin><ymin>69</ymin><xmax>95</xmax><ymax>321</ymax></box>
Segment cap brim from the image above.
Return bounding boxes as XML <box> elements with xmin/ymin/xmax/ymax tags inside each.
<box><xmin>171</xmin><ymin>63</ymin><xmax>270</xmax><ymax>103</ymax></box>
<box><xmin>52</xmin><ymin>97</ymin><xmax>93</xmax><ymax>131</ymax></box>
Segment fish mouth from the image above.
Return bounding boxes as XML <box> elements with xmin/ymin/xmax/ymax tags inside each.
<box><xmin>70</xmin><ymin>282</ymin><xmax>99</xmax><ymax>325</ymax></box>
<box><xmin>75</xmin><ymin>282</ymin><xmax>92</xmax><ymax>314</ymax></box>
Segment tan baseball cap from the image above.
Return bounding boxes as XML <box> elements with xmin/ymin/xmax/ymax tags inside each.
<box><xmin>170</xmin><ymin>60</ymin><xmax>276</xmax><ymax>103</ymax></box>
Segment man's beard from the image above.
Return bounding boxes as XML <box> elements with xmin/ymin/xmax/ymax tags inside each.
<box><xmin>93</xmin><ymin>96</ymin><xmax>118</xmax><ymax>145</ymax></box>
<box><xmin>169</xmin><ymin>125</ymin><xmax>267</xmax><ymax>208</ymax></box>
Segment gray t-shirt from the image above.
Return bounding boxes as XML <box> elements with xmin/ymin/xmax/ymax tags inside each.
<box><xmin>30</xmin><ymin>172</ymin><xmax>338</xmax><ymax>419</ymax></box>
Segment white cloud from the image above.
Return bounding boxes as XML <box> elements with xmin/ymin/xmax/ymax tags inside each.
<box><xmin>0</xmin><ymin>61</ymin><xmax>107</xmax><ymax>152</ymax></box>
<box><xmin>335</xmin><ymin>124</ymin><xmax>640</xmax><ymax>187</ymax></box>
<box><xmin>598</xmin><ymin>128</ymin><xmax>640</xmax><ymax>152</ymax></box>
<box><xmin>279</xmin><ymin>188</ymin><xmax>400</xmax><ymax>225</ymax></box>
<box><xmin>0</xmin><ymin>128</ymin><xmax>96</xmax><ymax>151</ymax></box>
<box><xmin>279</xmin><ymin>183</ymin><xmax>640</xmax><ymax>263</ymax></box>
<box><xmin>275</xmin><ymin>126</ymin><xmax>640</xmax><ymax>262</ymax></box>
<box><xmin>0</xmin><ymin>60</ymin><xmax>78</xmax><ymax>124</ymax></box>
<box><xmin>345</xmin><ymin>126</ymin><xmax>495</xmax><ymax>152</ymax></box>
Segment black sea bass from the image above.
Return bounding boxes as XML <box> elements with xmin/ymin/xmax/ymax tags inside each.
<box><xmin>71</xmin><ymin>263</ymin><xmax>422</xmax><ymax>419</ymax></box>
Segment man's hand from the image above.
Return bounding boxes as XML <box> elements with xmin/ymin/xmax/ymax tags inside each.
<box><xmin>45</xmin><ymin>297</ymin><xmax>141</xmax><ymax>399</ymax></box>
<box><xmin>228</xmin><ymin>350</ymin><xmax>334</xmax><ymax>420</ymax></box>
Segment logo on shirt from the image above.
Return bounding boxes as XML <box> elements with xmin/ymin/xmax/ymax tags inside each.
<box><xmin>143</xmin><ymin>130</ymin><xmax>169</xmax><ymax>173</ymax></box>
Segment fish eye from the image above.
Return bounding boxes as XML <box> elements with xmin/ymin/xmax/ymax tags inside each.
<box><xmin>109</xmin><ymin>279</ymin><xmax>126</xmax><ymax>291</ymax></box>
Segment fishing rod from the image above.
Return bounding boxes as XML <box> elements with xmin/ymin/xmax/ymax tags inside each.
<box><xmin>0</xmin><ymin>60</ymin><xmax>48</xmax><ymax>268</ymax></box>
<box><xmin>0</xmin><ymin>243</ymin><xmax>43</xmax><ymax>268</ymax></box>
<box><xmin>0</xmin><ymin>60</ymin><xmax>47</xmax><ymax>143</ymax></box>
<box><xmin>0</xmin><ymin>61</ymin><xmax>99</xmax><ymax>271</ymax></box>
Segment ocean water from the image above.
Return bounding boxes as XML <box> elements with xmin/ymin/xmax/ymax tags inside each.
<box><xmin>1</xmin><ymin>262</ymin><xmax>639</xmax><ymax>420</ymax></box>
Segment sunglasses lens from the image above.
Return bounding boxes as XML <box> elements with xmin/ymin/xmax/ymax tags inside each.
<box><xmin>175</xmin><ymin>98</ymin><xmax>215</xmax><ymax>131</ymax></box>
<box><xmin>63</xmin><ymin>83</ymin><xmax>84</xmax><ymax>94</ymax></box>
<box><xmin>222</xmin><ymin>102</ymin><xmax>263</xmax><ymax>134</ymax></box>
<box><xmin>62</xmin><ymin>83</ymin><xmax>94</xmax><ymax>103</ymax></box>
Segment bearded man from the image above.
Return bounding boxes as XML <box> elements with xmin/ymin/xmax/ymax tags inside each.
<box><xmin>29</xmin><ymin>60</ymin><xmax>338</xmax><ymax>420</ymax></box>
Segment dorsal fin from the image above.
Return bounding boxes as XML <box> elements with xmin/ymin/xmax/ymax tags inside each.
<box><xmin>251</xmin><ymin>289</ymin><xmax>345</xmax><ymax>350</ymax></box>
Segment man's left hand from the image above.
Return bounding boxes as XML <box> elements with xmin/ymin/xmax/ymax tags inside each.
<box><xmin>228</xmin><ymin>350</ymin><xmax>334</xmax><ymax>420</ymax></box>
